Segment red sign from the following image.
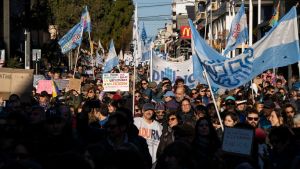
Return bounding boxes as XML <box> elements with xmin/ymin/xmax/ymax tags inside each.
<box><xmin>180</xmin><ymin>26</ymin><xmax>191</xmax><ymax>39</ymax></box>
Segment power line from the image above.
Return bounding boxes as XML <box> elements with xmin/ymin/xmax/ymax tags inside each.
<box><xmin>138</xmin><ymin>14</ymin><xmax>171</xmax><ymax>18</ymax></box>
<box><xmin>138</xmin><ymin>3</ymin><xmax>171</xmax><ymax>8</ymax></box>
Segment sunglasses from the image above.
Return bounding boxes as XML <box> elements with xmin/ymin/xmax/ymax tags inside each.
<box><xmin>169</xmin><ymin>117</ymin><xmax>177</xmax><ymax>121</ymax></box>
<box><xmin>200</xmin><ymin>90</ymin><xmax>206</xmax><ymax>92</ymax></box>
<box><xmin>247</xmin><ymin>117</ymin><xmax>259</xmax><ymax>121</ymax></box>
<box><xmin>192</xmin><ymin>92</ymin><xmax>198</xmax><ymax>95</ymax></box>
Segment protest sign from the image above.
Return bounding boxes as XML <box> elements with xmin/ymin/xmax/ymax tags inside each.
<box><xmin>54</xmin><ymin>79</ymin><xmax>69</xmax><ymax>91</ymax></box>
<box><xmin>222</xmin><ymin>127</ymin><xmax>254</xmax><ymax>156</ymax></box>
<box><xmin>0</xmin><ymin>68</ymin><xmax>34</xmax><ymax>100</ymax></box>
<box><xmin>103</xmin><ymin>73</ymin><xmax>129</xmax><ymax>92</ymax></box>
<box><xmin>33</xmin><ymin>75</ymin><xmax>46</xmax><ymax>87</ymax></box>
<box><xmin>69</xmin><ymin>78</ymin><xmax>81</xmax><ymax>93</ymax></box>
<box><xmin>36</xmin><ymin>80</ymin><xmax>53</xmax><ymax>94</ymax></box>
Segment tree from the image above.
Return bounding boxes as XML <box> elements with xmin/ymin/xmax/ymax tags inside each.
<box><xmin>44</xmin><ymin>0</ymin><xmax>134</xmax><ymax>52</ymax></box>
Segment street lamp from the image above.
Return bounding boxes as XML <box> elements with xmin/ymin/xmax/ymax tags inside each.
<box><xmin>24</xmin><ymin>29</ymin><xmax>31</xmax><ymax>69</ymax></box>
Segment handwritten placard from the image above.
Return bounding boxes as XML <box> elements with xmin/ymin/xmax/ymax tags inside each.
<box><xmin>103</xmin><ymin>73</ymin><xmax>129</xmax><ymax>92</ymax></box>
<box><xmin>222</xmin><ymin>127</ymin><xmax>254</xmax><ymax>156</ymax></box>
<box><xmin>36</xmin><ymin>80</ymin><xmax>53</xmax><ymax>94</ymax></box>
<box><xmin>54</xmin><ymin>79</ymin><xmax>69</xmax><ymax>90</ymax></box>
<box><xmin>69</xmin><ymin>78</ymin><xmax>81</xmax><ymax>93</ymax></box>
<box><xmin>33</xmin><ymin>75</ymin><xmax>45</xmax><ymax>88</ymax></box>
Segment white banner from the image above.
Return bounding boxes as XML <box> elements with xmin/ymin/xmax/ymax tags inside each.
<box><xmin>152</xmin><ymin>56</ymin><xmax>196</xmax><ymax>88</ymax></box>
<box><xmin>103</xmin><ymin>73</ymin><xmax>129</xmax><ymax>92</ymax></box>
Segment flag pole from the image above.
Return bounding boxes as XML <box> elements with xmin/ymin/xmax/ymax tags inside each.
<box><xmin>132</xmin><ymin>3</ymin><xmax>138</xmax><ymax>115</ymax></box>
<box><xmin>88</xmin><ymin>33</ymin><xmax>95</xmax><ymax>80</ymax></box>
<box><xmin>191</xmin><ymin>30</ymin><xmax>224</xmax><ymax>131</ymax></box>
<box><xmin>203</xmin><ymin>68</ymin><xmax>224</xmax><ymax>131</ymax></box>
<box><xmin>150</xmin><ymin>43</ymin><xmax>153</xmax><ymax>81</ymax></box>
<box><xmin>73</xmin><ymin>24</ymin><xmax>84</xmax><ymax>78</ymax></box>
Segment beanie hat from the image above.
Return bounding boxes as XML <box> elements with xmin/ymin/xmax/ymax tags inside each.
<box><xmin>155</xmin><ymin>102</ymin><xmax>165</xmax><ymax>111</ymax></box>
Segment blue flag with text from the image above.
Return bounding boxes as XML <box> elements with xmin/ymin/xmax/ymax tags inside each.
<box><xmin>189</xmin><ymin>6</ymin><xmax>300</xmax><ymax>89</ymax></box>
<box><xmin>223</xmin><ymin>3</ymin><xmax>248</xmax><ymax>55</ymax></box>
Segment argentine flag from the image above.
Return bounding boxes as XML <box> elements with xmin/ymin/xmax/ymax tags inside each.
<box><xmin>223</xmin><ymin>3</ymin><xmax>248</xmax><ymax>55</ymax></box>
<box><xmin>190</xmin><ymin>6</ymin><xmax>300</xmax><ymax>89</ymax></box>
<box><xmin>81</xmin><ymin>6</ymin><xmax>91</xmax><ymax>33</ymax></box>
<box><xmin>103</xmin><ymin>40</ymin><xmax>119</xmax><ymax>73</ymax></box>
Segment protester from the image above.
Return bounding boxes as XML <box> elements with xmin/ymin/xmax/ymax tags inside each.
<box><xmin>133</xmin><ymin>103</ymin><xmax>163</xmax><ymax>163</ymax></box>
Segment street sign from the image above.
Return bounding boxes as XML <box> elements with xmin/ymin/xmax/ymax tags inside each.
<box><xmin>32</xmin><ymin>49</ymin><xmax>41</xmax><ymax>61</ymax></box>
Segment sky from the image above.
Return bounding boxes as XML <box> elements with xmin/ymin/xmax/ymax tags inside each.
<box><xmin>134</xmin><ymin>0</ymin><xmax>172</xmax><ymax>38</ymax></box>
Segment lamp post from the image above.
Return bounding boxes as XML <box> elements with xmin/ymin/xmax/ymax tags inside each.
<box><xmin>24</xmin><ymin>29</ymin><xmax>31</xmax><ymax>69</ymax></box>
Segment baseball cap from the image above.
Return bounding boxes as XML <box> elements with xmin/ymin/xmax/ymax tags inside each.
<box><xmin>225</xmin><ymin>96</ymin><xmax>236</xmax><ymax>101</ymax></box>
<box><xmin>163</xmin><ymin>91</ymin><xmax>175</xmax><ymax>97</ymax></box>
<box><xmin>142</xmin><ymin>103</ymin><xmax>155</xmax><ymax>111</ymax></box>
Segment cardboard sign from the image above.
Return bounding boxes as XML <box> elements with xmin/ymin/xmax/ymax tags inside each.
<box><xmin>222</xmin><ymin>127</ymin><xmax>254</xmax><ymax>156</ymax></box>
<box><xmin>36</xmin><ymin>80</ymin><xmax>53</xmax><ymax>94</ymax></box>
<box><xmin>33</xmin><ymin>75</ymin><xmax>46</xmax><ymax>87</ymax></box>
<box><xmin>0</xmin><ymin>68</ymin><xmax>34</xmax><ymax>100</ymax></box>
<box><xmin>54</xmin><ymin>79</ymin><xmax>69</xmax><ymax>90</ymax></box>
<box><xmin>69</xmin><ymin>78</ymin><xmax>81</xmax><ymax>93</ymax></box>
<box><xmin>103</xmin><ymin>73</ymin><xmax>129</xmax><ymax>92</ymax></box>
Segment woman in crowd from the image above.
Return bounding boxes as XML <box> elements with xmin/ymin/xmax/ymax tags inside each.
<box><xmin>179</xmin><ymin>98</ymin><xmax>197</xmax><ymax>126</ymax></box>
<box><xmin>267</xmin><ymin>108</ymin><xmax>284</xmax><ymax>127</ymax></box>
<box><xmin>192</xmin><ymin>117</ymin><xmax>221</xmax><ymax>169</ymax></box>
<box><xmin>223</xmin><ymin>112</ymin><xmax>239</xmax><ymax>127</ymax></box>
<box><xmin>156</xmin><ymin>112</ymin><xmax>182</xmax><ymax>159</ymax></box>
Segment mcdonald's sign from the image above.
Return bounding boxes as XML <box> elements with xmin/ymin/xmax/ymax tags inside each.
<box><xmin>180</xmin><ymin>26</ymin><xmax>191</xmax><ymax>39</ymax></box>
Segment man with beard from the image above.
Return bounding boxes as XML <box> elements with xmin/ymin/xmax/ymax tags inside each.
<box><xmin>245</xmin><ymin>108</ymin><xmax>260</xmax><ymax>128</ymax></box>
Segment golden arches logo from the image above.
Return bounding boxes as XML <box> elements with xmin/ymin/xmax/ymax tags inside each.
<box><xmin>181</xmin><ymin>26</ymin><xmax>191</xmax><ymax>39</ymax></box>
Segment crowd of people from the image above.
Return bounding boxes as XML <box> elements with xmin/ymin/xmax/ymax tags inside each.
<box><xmin>1</xmin><ymin>59</ymin><xmax>300</xmax><ymax>169</ymax></box>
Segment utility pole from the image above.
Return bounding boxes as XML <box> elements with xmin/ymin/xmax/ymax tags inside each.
<box><xmin>3</xmin><ymin>0</ymin><xmax>10</xmax><ymax>59</ymax></box>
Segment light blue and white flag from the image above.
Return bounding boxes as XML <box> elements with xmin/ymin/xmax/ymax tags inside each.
<box><xmin>192</xmin><ymin>54</ymin><xmax>207</xmax><ymax>85</ymax></box>
<box><xmin>223</xmin><ymin>3</ymin><xmax>248</xmax><ymax>55</ymax></box>
<box><xmin>58</xmin><ymin>22</ymin><xmax>84</xmax><ymax>54</ymax></box>
<box><xmin>141</xmin><ymin>22</ymin><xmax>147</xmax><ymax>44</ymax></box>
<box><xmin>81</xmin><ymin>6</ymin><xmax>91</xmax><ymax>33</ymax></box>
<box><xmin>95</xmin><ymin>40</ymin><xmax>103</xmax><ymax>67</ymax></box>
<box><xmin>103</xmin><ymin>40</ymin><xmax>119</xmax><ymax>73</ymax></box>
<box><xmin>58</xmin><ymin>6</ymin><xmax>91</xmax><ymax>54</ymax></box>
<box><xmin>189</xmin><ymin>6</ymin><xmax>300</xmax><ymax>89</ymax></box>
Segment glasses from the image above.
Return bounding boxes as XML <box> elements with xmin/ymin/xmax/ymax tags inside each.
<box><xmin>247</xmin><ymin>117</ymin><xmax>259</xmax><ymax>121</ymax></box>
<box><xmin>200</xmin><ymin>90</ymin><xmax>206</xmax><ymax>92</ymax></box>
<box><xmin>156</xmin><ymin>111</ymin><xmax>165</xmax><ymax>114</ymax></box>
<box><xmin>192</xmin><ymin>92</ymin><xmax>198</xmax><ymax>95</ymax></box>
<box><xmin>135</xmin><ymin>109</ymin><xmax>140</xmax><ymax>112</ymax></box>
<box><xmin>169</xmin><ymin>117</ymin><xmax>177</xmax><ymax>121</ymax></box>
<box><xmin>226</xmin><ymin>102</ymin><xmax>235</xmax><ymax>106</ymax></box>
<box><xmin>142</xmin><ymin>83</ymin><xmax>147</xmax><ymax>85</ymax></box>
